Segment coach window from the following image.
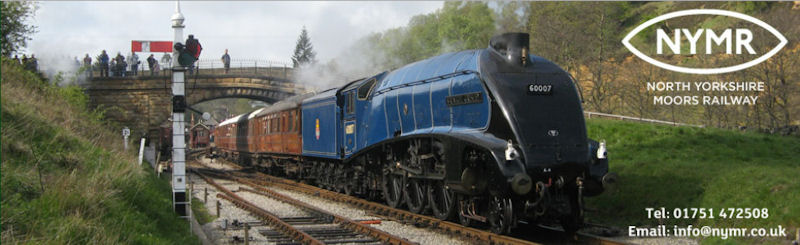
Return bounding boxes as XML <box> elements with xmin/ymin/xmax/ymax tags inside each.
<box><xmin>278</xmin><ymin>114</ymin><xmax>283</xmax><ymax>133</ymax></box>
<box><xmin>281</xmin><ymin>112</ymin><xmax>289</xmax><ymax>132</ymax></box>
<box><xmin>272</xmin><ymin>116</ymin><xmax>277</xmax><ymax>133</ymax></box>
<box><xmin>269</xmin><ymin>117</ymin><xmax>274</xmax><ymax>133</ymax></box>
<box><xmin>357</xmin><ymin>78</ymin><xmax>376</xmax><ymax>100</ymax></box>
<box><xmin>289</xmin><ymin>113</ymin><xmax>295</xmax><ymax>132</ymax></box>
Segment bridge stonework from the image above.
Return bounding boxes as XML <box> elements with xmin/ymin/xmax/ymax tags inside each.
<box><xmin>85</xmin><ymin>74</ymin><xmax>309</xmax><ymax>136</ymax></box>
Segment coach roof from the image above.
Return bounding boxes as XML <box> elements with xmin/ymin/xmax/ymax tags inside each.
<box><xmin>254</xmin><ymin>92</ymin><xmax>317</xmax><ymax>117</ymax></box>
<box><xmin>218</xmin><ymin>113</ymin><xmax>246</xmax><ymax>127</ymax></box>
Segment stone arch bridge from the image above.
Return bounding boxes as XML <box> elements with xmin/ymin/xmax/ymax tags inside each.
<box><xmin>84</xmin><ymin>73</ymin><xmax>311</xmax><ymax>137</ymax></box>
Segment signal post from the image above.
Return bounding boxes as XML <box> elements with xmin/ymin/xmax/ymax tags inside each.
<box><xmin>170</xmin><ymin>1</ymin><xmax>189</xmax><ymax>218</ymax></box>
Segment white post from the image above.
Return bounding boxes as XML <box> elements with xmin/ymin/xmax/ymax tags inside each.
<box><xmin>122</xmin><ymin>127</ymin><xmax>130</xmax><ymax>151</ymax></box>
<box><xmin>138</xmin><ymin>138</ymin><xmax>146</xmax><ymax>165</ymax></box>
<box><xmin>171</xmin><ymin>0</ymin><xmax>189</xmax><ymax>219</ymax></box>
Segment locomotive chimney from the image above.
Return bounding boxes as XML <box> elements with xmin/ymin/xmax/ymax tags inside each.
<box><xmin>489</xmin><ymin>32</ymin><xmax>530</xmax><ymax>67</ymax></box>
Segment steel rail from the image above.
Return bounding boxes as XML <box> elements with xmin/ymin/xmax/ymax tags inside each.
<box><xmin>235</xmin><ymin>171</ymin><xmax>542</xmax><ymax>245</ymax></box>
<box><xmin>194</xmin><ymin>171</ymin><xmax>325</xmax><ymax>245</ymax></box>
<box><xmin>195</xmin><ymin>169</ymin><xmax>414</xmax><ymax>245</ymax></box>
<box><xmin>234</xmin><ymin>183</ymin><xmax>413</xmax><ymax>245</ymax></box>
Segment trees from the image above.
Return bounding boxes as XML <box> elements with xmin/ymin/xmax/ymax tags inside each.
<box><xmin>437</xmin><ymin>2</ymin><xmax>495</xmax><ymax>52</ymax></box>
<box><xmin>291</xmin><ymin>26</ymin><xmax>317</xmax><ymax>68</ymax></box>
<box><xmin>1</xmin><ymin>1</ymin><xmax>37</xmax><ymax>57</ymax></box>
<box><xmin>495</xmin><ymin>1</ymin><xmax>527</xmax><ymax>33</ymax></box>
<box><xmin>526</xmin><ymin>2</ymin><xmax>633</xmax><ymax>113</ymax></box>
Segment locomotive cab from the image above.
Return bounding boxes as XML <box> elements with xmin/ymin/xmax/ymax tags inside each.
<box><xmin>337</xmin><ymin>72</ymin><xmax>386</xmax><ymax>158</ymax></box>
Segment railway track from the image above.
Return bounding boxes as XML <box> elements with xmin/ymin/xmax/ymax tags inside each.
<box><xmin>193</xmin><ymin>168</ymin><xmax>413</xmax><ymax>245</ymax></box>
<box><xmin>190</xmin><ymin>157</ymin><xmax>630</xmax><ymax>245</ymax></box>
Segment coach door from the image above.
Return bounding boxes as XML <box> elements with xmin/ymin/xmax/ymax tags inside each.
<box><xmin>342</xmin><ymin>90</ymin><xmax>357</xmax><ymax>156</ymax></box>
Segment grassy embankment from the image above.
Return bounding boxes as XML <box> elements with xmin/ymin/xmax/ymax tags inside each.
<box><xmin>585</xmin><ymin>119</ymin><xmax>799</xmax><ymax>243</ymax></box>
<box><xmin>1</xmin><ymin>58</ymin><xmax>199</xmax><ymax>244</ymax></box>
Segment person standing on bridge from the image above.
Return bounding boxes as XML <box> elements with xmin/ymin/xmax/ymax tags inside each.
<box><xmin>21</xmin><ymin>55</ymin><xmax>28</xmax><ymax>68</ymax></box>
<box><xmin>83</xmin><ymin>54</ymin><xmax>92</xmax><ymax>78</ymax></box>
<box><xmin>185</xmin><ymin>34</ymin><xmax>202</xmax><ymax>75</ymax></box>
<box><xmin>153</xmin><ymin>59</ymin><xmax>161</xmax><ymax>75</ymax></box>
<box><xmin>110</xmin><ymin>58</ymin><xmax>117</xmax><ymax>77</ymax></box>
<box><xmin>221</xmin><ymin>49</ymin><xmax>230</xmax><ymax>74</ymax></box>
<box><xmin>99</xmin><ymin>50</ymin><xmax>109</xmax><ymax>77</ymax></box>
<box><xmin>27</xmin><ymin>54</ymin><xmax>38</xmax><ymax>72</ymax></box>
<box><xmin>128</xmin><ymin>52</ymin><xmax>140</xmax><ymax>76</ymax></box>
<box><xmin>115</xmin><ymin>52</ymin><xmax>126</xmax><ymax>77</ymax></box>
<box><xmin>147</xmin><ymin>54</ymin><xmax>157</xmax><ymax>76</ymax></box>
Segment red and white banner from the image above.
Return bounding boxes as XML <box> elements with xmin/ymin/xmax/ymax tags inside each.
<box><xmin>131</xmin><ymin>41</ymin><xmax>173</xmax><ymax>53</ymax></box>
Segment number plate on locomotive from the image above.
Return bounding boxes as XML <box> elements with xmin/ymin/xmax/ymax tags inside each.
<box><xmin>446</xmin><ymin>92</ymin><xmax>483</xmax><ymax>106</ymax></box>
<box><xmin>528</xmin><ymin>84</ymin><xmax>553</xmax><ymax>95</ymax></box>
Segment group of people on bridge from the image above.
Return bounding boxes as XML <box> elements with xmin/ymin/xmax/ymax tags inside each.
<box><xmin>83</xmin><ymin>34</ymin><xmax>229</xmax><ymax>78</ymax></box>
<box><xmin>85</xmin><ymin>51</ymin><xmax>172</xmax><ymax>78</ymax></box>
<box><xmin>11</xmin><ymin>54</ymin><xmax>39</xmax><ymax>72</ymax></box>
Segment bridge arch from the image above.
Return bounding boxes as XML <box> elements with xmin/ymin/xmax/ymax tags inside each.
<box><xmin>84</xmin><ymin>73</ymin><xmax>310</xmax><ymax>136</ymax></box>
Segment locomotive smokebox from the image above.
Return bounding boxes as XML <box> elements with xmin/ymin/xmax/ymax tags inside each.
<box><xmin>489</xmin><ymin>32</ymin><xmax>530</xmax><ymax>66</ymax></box>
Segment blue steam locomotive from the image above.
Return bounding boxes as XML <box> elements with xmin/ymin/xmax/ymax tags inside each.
<box><xmin>215</xmin><ymin>33</ymin><xmax>614</xmax><ymax>234</ymax></box>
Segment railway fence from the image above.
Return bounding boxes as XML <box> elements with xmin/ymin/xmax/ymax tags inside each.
<box><xmin>584</xmin><ymin>111</ymin><xmax>704</xmax><ymax>128</ymax></box>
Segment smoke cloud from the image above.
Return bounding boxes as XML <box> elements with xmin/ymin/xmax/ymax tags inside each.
<box><xmin>34</xmin><ymin>53</ymin><xmax>87</xmax><ymax>86</ymax></box>
<box><xmin>293</xmin><ymin>34</ymin><xmax>402</xmax><ymax>91</ymax></box>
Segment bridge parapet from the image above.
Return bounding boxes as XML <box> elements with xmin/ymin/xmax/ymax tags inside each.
<box><xmin>90</xmin><ymin>58</ymin><xmax>293</xmax><ymax>79</ymax></box>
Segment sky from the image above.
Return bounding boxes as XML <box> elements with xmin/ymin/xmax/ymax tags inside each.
<box><xmin>25</xmin><ymin>1</ymin><xmax>442</xmax><ymax>65</ymax></box>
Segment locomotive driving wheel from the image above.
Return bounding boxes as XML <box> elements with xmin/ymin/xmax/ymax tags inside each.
<box><xmin>488</xmin><ymin>197</ymin><xmax>514</xmax><ymax>234</ymax></box>
<box><xmin>404</xmin><ymin>177</ymin><xmax>427</xmax><ymax>214</ymax></box>
<box><xmin>382</xmin><ymin>172</ymin><xmax>404</xmax><ymax>208</ymax></box>
<box><xmin>428</xmin><ymin>180</ymin><xmax>455</xmax><ymax>220</ymax></box>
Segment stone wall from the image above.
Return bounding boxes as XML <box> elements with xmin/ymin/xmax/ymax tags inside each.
<box><xmin>85</xmin><ymin>74</ymin><xmax>308</xmax><ymax>138</ymax></box>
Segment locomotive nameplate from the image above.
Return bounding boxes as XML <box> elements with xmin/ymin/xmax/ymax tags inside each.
<box><xmin>528</xmin><ymin>84</ymin><xmax>553</xmax><ymax>95</ymax></box>
<box><xmin>446</xmin><ymin>92</ymin><xmax>483</xmax><ymax>106</ymax></box>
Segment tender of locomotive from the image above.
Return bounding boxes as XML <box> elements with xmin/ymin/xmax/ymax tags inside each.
<box><xmin>214</xmin><ymin>33</ymin><xmax>614</xmax><ymax>234</ymax></box>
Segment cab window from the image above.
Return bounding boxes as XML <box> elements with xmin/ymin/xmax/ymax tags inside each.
<box><xmin>346</xmin><ymin>91</ymin><xmax>355</xmax><ymax>114</ymax></box>
<box><xmin>357</xmin><ymin>78</ymin><xmax>376</xmax><ymax>100</ymax></box>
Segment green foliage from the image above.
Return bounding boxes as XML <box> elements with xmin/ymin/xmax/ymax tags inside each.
<box><xmin>1</xmin><ymin>58</ymin><xmax>199</xmax><ymax>244</ymax></box>
<box><xmin>585</xmin><ymin>119</ymin><xmax>799</xmax><ymax>243</ymax></box>
<box><xmin>57</xmin><ymin>85</ymin><xmax>90</xmax><ymax>108</ymax></box>
<box><xmin>437</xmin><ymin>2</ymin><xmax>495</xmax><ymax>51</ymax></box>
<box><xmin>527</xmin><ymin>2</ymin><xmax>634</xmax><ymax>64</ymax></box>
<box><xmin>291</xmin><ymin>26</ymin><xmax>317</xmax><ymax>68</ymax></box>
<box><xmin>729</xmin><ymin>2</ymin><xmax>772</xmax><ymax>15</ymax></box>
<box><xmin>191</xmin><ymin>197</ymin><xmax>216</xmax><ymax>225</ymax></box>
<box><xmin>0</xmin><ymin>1</ymin><xmax>37</xmax><ymax>56</ymax></box>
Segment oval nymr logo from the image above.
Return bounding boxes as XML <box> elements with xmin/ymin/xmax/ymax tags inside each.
<box><xmin>622</xmin><ymin>9</ymin><xmax>787</xmax><ymax>74</ymax></box>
